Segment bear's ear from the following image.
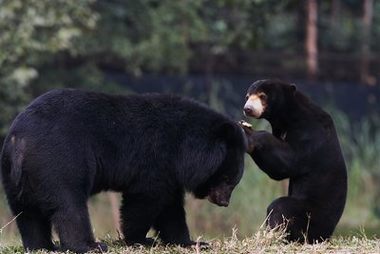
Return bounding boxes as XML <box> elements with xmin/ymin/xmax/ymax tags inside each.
<box><xmin>289</xmin><ymin>83</ymin><xmax>297</xmax><ymax>95</ymax></box>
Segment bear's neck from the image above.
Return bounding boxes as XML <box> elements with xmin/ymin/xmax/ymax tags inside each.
<box><xmin>266</xmin><ymin>92</ymin><xmax>311</xmax><ymax>139</ymax></box>
<box><xmin>268</xmin><ymin>116</ymin><xmax>291</xmax><ymax>139</ymax></box>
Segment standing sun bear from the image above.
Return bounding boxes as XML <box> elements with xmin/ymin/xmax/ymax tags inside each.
<box><xmin>241</xmin><ymin>79</ymin><xmax>347</xmax><ymax>243</ymax></box>
<box><xmin>0</xmin><ymin>89</ymin><xmax>246</xmax><ymax>253</ymax></box>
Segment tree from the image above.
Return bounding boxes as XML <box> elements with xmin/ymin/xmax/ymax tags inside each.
<box><xmin>360</xmin><ymin>0</ymin><xmax>375</xmax><ymax>85</ymax></box>
<box><xmin>0</xmin><ymin>0</ymin><xmax>97</xmax><ymax>134</ymax></box>
<box><xmin>305</xmin><ymin>0</ymin><xmax>318</xmax><ymax>80</ymax></box>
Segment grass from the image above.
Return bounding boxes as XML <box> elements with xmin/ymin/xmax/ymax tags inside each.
<box><xmin>0</xmin><ymin>227</ymin><xmax>380</xmax><ymax>254</ymax></box>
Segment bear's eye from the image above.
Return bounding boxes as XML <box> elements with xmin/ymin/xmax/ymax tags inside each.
<box><xmin>258</xmin><ymin>93</ymin><xmax>267</xmax><ymax>100</ymax></box>
<box><xmin>245</xmin><ymin>95</ymin><xmax>249</xmax><ymax>101</ymax></box>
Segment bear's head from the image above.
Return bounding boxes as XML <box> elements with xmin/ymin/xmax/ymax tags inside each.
<box><xmin>243</xmin><ymin>79</ymin><xmax>296</xmax><ymax>120</ymax></box>
<box><xmin>193</xmin><ymin>159</ymin><xmax>244</xmax><ymax>207</ymax></box>
<box><xmin>206</xmin><ymin>164</ymin><xmax>244</xmax><ymax>207</ymax></box>
<box><xmin>192</xmin><ymin>123</ymin><xmax>246</xmax><ymax>207</ymax></box>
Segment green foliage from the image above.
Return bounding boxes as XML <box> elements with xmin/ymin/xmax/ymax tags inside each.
<box><xmin>71</xmin><ymin>0</ymin><xmax>271</xmax><ymax>74</ymax></box>
<box><xmin>1</xmin><ymin>0</ymin><xmax>380</xmax><ymax>133</ymax></box>
<box><xmin>0</xmin><ymin>0</ymin><xmax>96</xmax><ymax>65</ymax></box>
<box><xmin>0</xmin><ymin>0</ymin><xmax>97</xmax><ymax>134</ymax></box>
<box><xmin>0</xmin><ymin>0</ymin><xmax>279</xmax><ymax>133</ymax></box>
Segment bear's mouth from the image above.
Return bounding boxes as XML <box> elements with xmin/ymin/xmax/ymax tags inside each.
<box><xmin>207</xmin><ymin>195</ymin><xmax>229</xmax><ymax>207</ymax></box>
<box><xmin>207</xmin><ymin>184</ymin><xmax>233</xmax><ymax>207</ymax></box>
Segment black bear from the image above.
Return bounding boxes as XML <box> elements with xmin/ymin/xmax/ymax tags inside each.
<box><xmin>0</xmin><ymin>89</ymin><xmax>246</xmax><ymax>253</ymax></box>
<box><xmin>240</xmin><ymin>79</ymin><xmax>347</xmax><ymax>243</ymax></box>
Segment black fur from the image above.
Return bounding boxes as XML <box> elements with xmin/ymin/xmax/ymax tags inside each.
<box><xmin>242</xmin><ymin>80</ymin><xmax>347</xmax><ymax>243</ymax></box>
<box><xmin>0</xmin><ymin>89</ymin><xmax>246</xmax><ymax>252</ymax></box>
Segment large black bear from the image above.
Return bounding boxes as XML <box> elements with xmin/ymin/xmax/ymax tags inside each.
<box><xmin>0</xmin><ymin>89</ymin><xmax>246</xmax><ymax>253</ymax></box>
<box><xmin>240</xmin><ymin>79</ymin><xmax>347</xmax><ymax>243</ymax></box>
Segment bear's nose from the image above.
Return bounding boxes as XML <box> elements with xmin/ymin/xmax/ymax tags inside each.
<box><xmin>243</xmin><ymin>107</ymin><xmax>253</xmax><ymax>116</ymax></box>
<box><xmin>219</xmin><ymin>200</ymin><xmax>229</xmax><ymax>207</ymax></box>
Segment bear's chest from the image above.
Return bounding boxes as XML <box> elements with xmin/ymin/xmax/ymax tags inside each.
<box><xmin>284</xmin><ymin>130</ymin><xmax>314</xmax><ymax>151</ymax></box>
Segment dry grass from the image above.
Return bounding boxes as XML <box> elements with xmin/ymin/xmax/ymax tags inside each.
<box><xmin>1</xmin><ymin>226</ymin><xmax>380</xmax><ymax>254</ymax></box>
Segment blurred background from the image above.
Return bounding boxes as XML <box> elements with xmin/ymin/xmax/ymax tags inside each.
<box><xmin>0</xmin><ymin>0</ymin><xmax>379</xmax><ymax>246</ymax></box>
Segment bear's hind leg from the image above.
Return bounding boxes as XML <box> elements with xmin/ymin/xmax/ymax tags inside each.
<box><xmin>266</xmin><ymin>197</ymin><xmax>311</xmax><ymax>243</ymax></box>
<box><xmin>51</xmin><ymin>197</ymin><xmax>107</xmax><ymax>253</ymax></box>
<box><xmin>16</xmin><ymin>210</ymin><xmax>55</xmax><ymax>251</ymax></box>
<box><xmin>153</xmin><ymin>194</ymin><xmax>194</xmax><ymax>246</ymax></box>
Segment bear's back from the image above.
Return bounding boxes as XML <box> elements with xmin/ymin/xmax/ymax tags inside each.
<box><xmin>9</xmin><ymin>89</ymin><xmax>239</xmax><ymax>148</ymax></box>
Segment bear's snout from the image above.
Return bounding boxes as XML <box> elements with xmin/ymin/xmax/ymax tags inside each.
<box><xmin>207</xmin><ymin>184</ymin><xmax>234</xmax><ymax>207</ymax></box>
<box><xmin>243</xmin><ymin>107</ymin><xmax>253</xmax><ymax>116</ymax></box>
<box><xmin>244</xmin><ymin>94</ymin><xmax>265</xmax><ymax>118</ymax></box>
<box><xmin>207</xmin><ymin>193</ymin><xmax>229</xmax><ymax>207</ymax></box>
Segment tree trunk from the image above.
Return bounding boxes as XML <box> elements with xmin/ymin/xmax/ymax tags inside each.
<box><xmin>360</xmin><ymin>0</ymin><xmax>376</xmax><ymax>86</ymax></box>
<box><xmin>305</xmin><ymin>0</ymin><xmax>318</xmax><ymax>80</ymax></box>
<box><xmin>330</xmin><ymin>0</ymin><xmax>341</xmax><ymax>27</ymax></box>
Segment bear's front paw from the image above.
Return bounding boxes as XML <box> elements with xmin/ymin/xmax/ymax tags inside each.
<box><xmin>177</xmin><ymin>240</ymin><xmax>209</xmax><ymax>249</ymax></box>
<box><xmin>61</xmin><ymin>241</ymin><xmax>108</xmax><ymax>253</ymax></box>
<box><xmin>238</xmin><ymin>120</ymin><xmax>254</xmax><ymax>134</ymax></box>
<box><xmin>192</xmin><ymin>241</ymin><xmax>210</xmax><ymax>250</ymax></box>
<box><xmin>91</xmin><ymin>242</ymin><xmax>108</xmax><ymax>252</ymax></box>
<box><xmin>125</xmin><ymin>237</ymin><xmax>157</xmax><ymax>247</ymax></box>
<box><xmin>238</xmin><ymin>120</ymin><xmax>256</xmax><ymax>153</ymax></box>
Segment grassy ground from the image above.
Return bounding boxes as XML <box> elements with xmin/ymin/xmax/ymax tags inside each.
<box><xmin>1</xmin><ymin>227</ymin><xmax>379</xmax><ymax>254</ymax></box>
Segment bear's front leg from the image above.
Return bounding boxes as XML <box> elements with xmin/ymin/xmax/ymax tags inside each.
<box><xmin>241</xmin><ymin>129</ymin><xmax>296</xmax><ymax>180</ymax></box>
<box><xmin>152</xmin><ymin>193</ymin><xmax>195</xmax><ymax>246</ymax></box>
<box><xmin>120</xmin><ymin>193</ymin><xmax>161</xmax><ymax>246</ymax></box>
